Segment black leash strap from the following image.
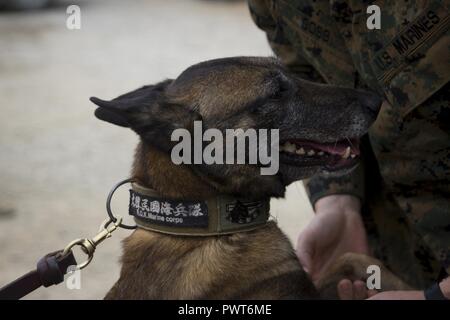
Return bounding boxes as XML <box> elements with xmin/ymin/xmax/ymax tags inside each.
<box><xmin>0</xmin><ymin>250</ymin><xmax>77</xmax><ymax>300</ymax></box>
<box><xmin>0</xmin><ymin>178</ymin><xmax>132</xmax><ymax>300</ymax></box>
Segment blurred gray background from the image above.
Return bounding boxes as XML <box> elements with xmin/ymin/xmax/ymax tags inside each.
<box><xmin>0</xmin><ymin>0</ymin><xmax>313</xmax><ymax>299</ymax></box>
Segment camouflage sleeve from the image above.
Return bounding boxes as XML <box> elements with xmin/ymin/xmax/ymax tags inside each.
<box><xmin>247</xmin><ymin>0</ymin><xmax>324</xmax><ymax>82</ymax></box>
<box><xmin>248</xmin><ymin>0</ymin><xmax>365</xmax><ymax>207</ymax></box>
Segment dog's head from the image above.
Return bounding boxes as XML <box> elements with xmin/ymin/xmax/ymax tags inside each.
<box><xmin>91</xmin><ymin>57</ymin><xmax>380</xmax><ymax>198</ymax></box>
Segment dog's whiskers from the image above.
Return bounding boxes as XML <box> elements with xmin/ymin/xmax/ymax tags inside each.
<box><xmin>333</xmin><ymin>139</ymin><xmax>338</xmax><ymax>153</ymax></box>
<box><xmin>345</xmin><ymin>137</ymin><xmax>354</xmax><ymax>149</ymax></box>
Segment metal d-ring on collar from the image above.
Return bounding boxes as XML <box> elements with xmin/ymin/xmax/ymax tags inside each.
<box><xmin>106</xmin><ymin>178</ymin><xmax>137</xmax><ymax>230</ymax></box>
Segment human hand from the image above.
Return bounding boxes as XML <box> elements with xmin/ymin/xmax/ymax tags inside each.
<box><xmin>296</xmin><ymin>195</ymin><xmax>369</xmax><ymax>282</ymax></box>
<box><xmin>338</xmin><ymin>271</ymin><xmax>450</xmax><ymax>300</ymax></box>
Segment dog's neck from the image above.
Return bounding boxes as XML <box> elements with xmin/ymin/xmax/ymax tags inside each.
<box><xmin>131</xmin><ymin>141</ymin><xmax>219</xmax><ymax>200</ymax></box>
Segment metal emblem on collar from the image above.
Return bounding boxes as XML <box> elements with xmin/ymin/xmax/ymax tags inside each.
<box><xmin>226</xmin><ymin>200</ymin><xmax>262</xmax><ymax>224</ymax></box>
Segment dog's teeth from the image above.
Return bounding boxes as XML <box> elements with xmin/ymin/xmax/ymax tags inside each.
<box><xmin>342</xmin><ymin>147</ymin><xmax>351</xmax><ymax>159</ymax></box>
<box><xmin>351</xmin><ymin>154</ymin><xmax>356</xmax><ymax>158</ymax></box>
<box><xmin>296</xmin><ymin>147</ymin><xmax>305</xmax><ymax>155</ymax></box>
<box><xmin>318</xmin><ymin>151</ymin><xmax>324</xmax><ymax>156</ymax></box>
<box><xmin>285</xmin><ymin>142</ymin><xmax>296</xmax><ymax>153</ymax></box>
<box><xmin>307</xmin><ymin>150</ymin><xmax>315</xmax><ymax>156</ymax></box>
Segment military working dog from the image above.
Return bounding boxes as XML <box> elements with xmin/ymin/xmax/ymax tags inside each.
<box><xmin>90</xmin><ymin>57</ymin><xmax>403</xmax><ymax>299</ymax></box>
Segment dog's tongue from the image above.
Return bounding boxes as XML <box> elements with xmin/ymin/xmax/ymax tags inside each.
<box><xmin>294</xmin><ymin>139</ymin><xmax>360</xmax><ymax>156</ymax></box>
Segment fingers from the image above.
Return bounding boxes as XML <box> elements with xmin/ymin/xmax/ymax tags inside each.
<box><xmin>367</xmin><ymin>289</ymin><xmax>378</xmax><ymax>298</ymax></box>
<box><xmin>338</xmin><ymin>279</ymin><xmax>370</xmax><ymax>300</ymax></box>
<box><xmin>338</xmin><ymin>279</ymin><xmax>353</xmax><ymax>300</ymax></box>
<box><xmin>297</xmin><ymin>248</ymin><xmax>312</xmax><ymax>274</ymax></box>
<box><xmin>353</xmin><ymin>280</ymin><xmax>367</xmax><ymax>300</ymax></box>
<box><xmin>367</xmin><ymin>290</ymin><xmax>425</xmax><ymax>300</ymax></box>
<box><xmin>296</xmin><ymin>233</ymin><xmax>314</xmax><ymax>274</ymax></box>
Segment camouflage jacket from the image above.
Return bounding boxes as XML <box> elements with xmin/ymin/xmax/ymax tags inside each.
<box><xmin>248</xmin><ymin>0</ymin><xmax>450</xmax><ymax>273</ymax></box>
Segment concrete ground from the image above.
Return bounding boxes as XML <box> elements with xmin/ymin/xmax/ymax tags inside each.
<box><xmin>0</xmin><ymin>0</ymin><xmax>313</xmax><ymax>299</ymax></box>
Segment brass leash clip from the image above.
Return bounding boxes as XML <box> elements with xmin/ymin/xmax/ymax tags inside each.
<box><xmin>62</xmin><ymin>217</ymin><xmax>123</xmax><ymax>269</ymax></box>
<box><xmin>61</xmin><ymin>178</ymin><xmax>135</xmax><ymax>270</ymax></box>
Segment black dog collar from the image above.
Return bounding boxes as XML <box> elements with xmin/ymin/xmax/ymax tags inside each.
<box><xmin>129</xmin><ymin>183</ymin><xmax>271</xmax><ymax>236</ymax></box>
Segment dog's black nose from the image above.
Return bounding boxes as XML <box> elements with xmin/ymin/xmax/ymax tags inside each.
<box><xmin>357</xmin><ymin>91</ymin><xmax>382</xmax><ymax>118</ymax></box>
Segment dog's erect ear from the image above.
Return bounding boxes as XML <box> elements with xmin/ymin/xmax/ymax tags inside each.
<box><xmin>90</xmin><ymin>80</ymin><xmax>201</xmax><ymax>151</ymax></box>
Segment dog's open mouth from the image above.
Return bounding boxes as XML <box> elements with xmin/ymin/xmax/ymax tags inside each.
<box><xmin>279</xmin><ymin>138</ymin><xmax>360</xmax><ymax>171</ymax></box>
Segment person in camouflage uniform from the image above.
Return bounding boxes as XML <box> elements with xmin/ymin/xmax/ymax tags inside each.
<box><xmin>248</xmin><ymin>0</ymin><xmax>450</xmax><ymax>297</ymax></box>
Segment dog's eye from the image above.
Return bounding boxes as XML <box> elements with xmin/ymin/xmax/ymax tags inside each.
<box><xmin>269</xmin><ymin>90</ymin><xmax>283</xmax><ymax>101</ymax></box>
<box><xmin>268</xmin><ymin>81</ymin><xmax>289</xmax><ymax>101</ymax></box>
